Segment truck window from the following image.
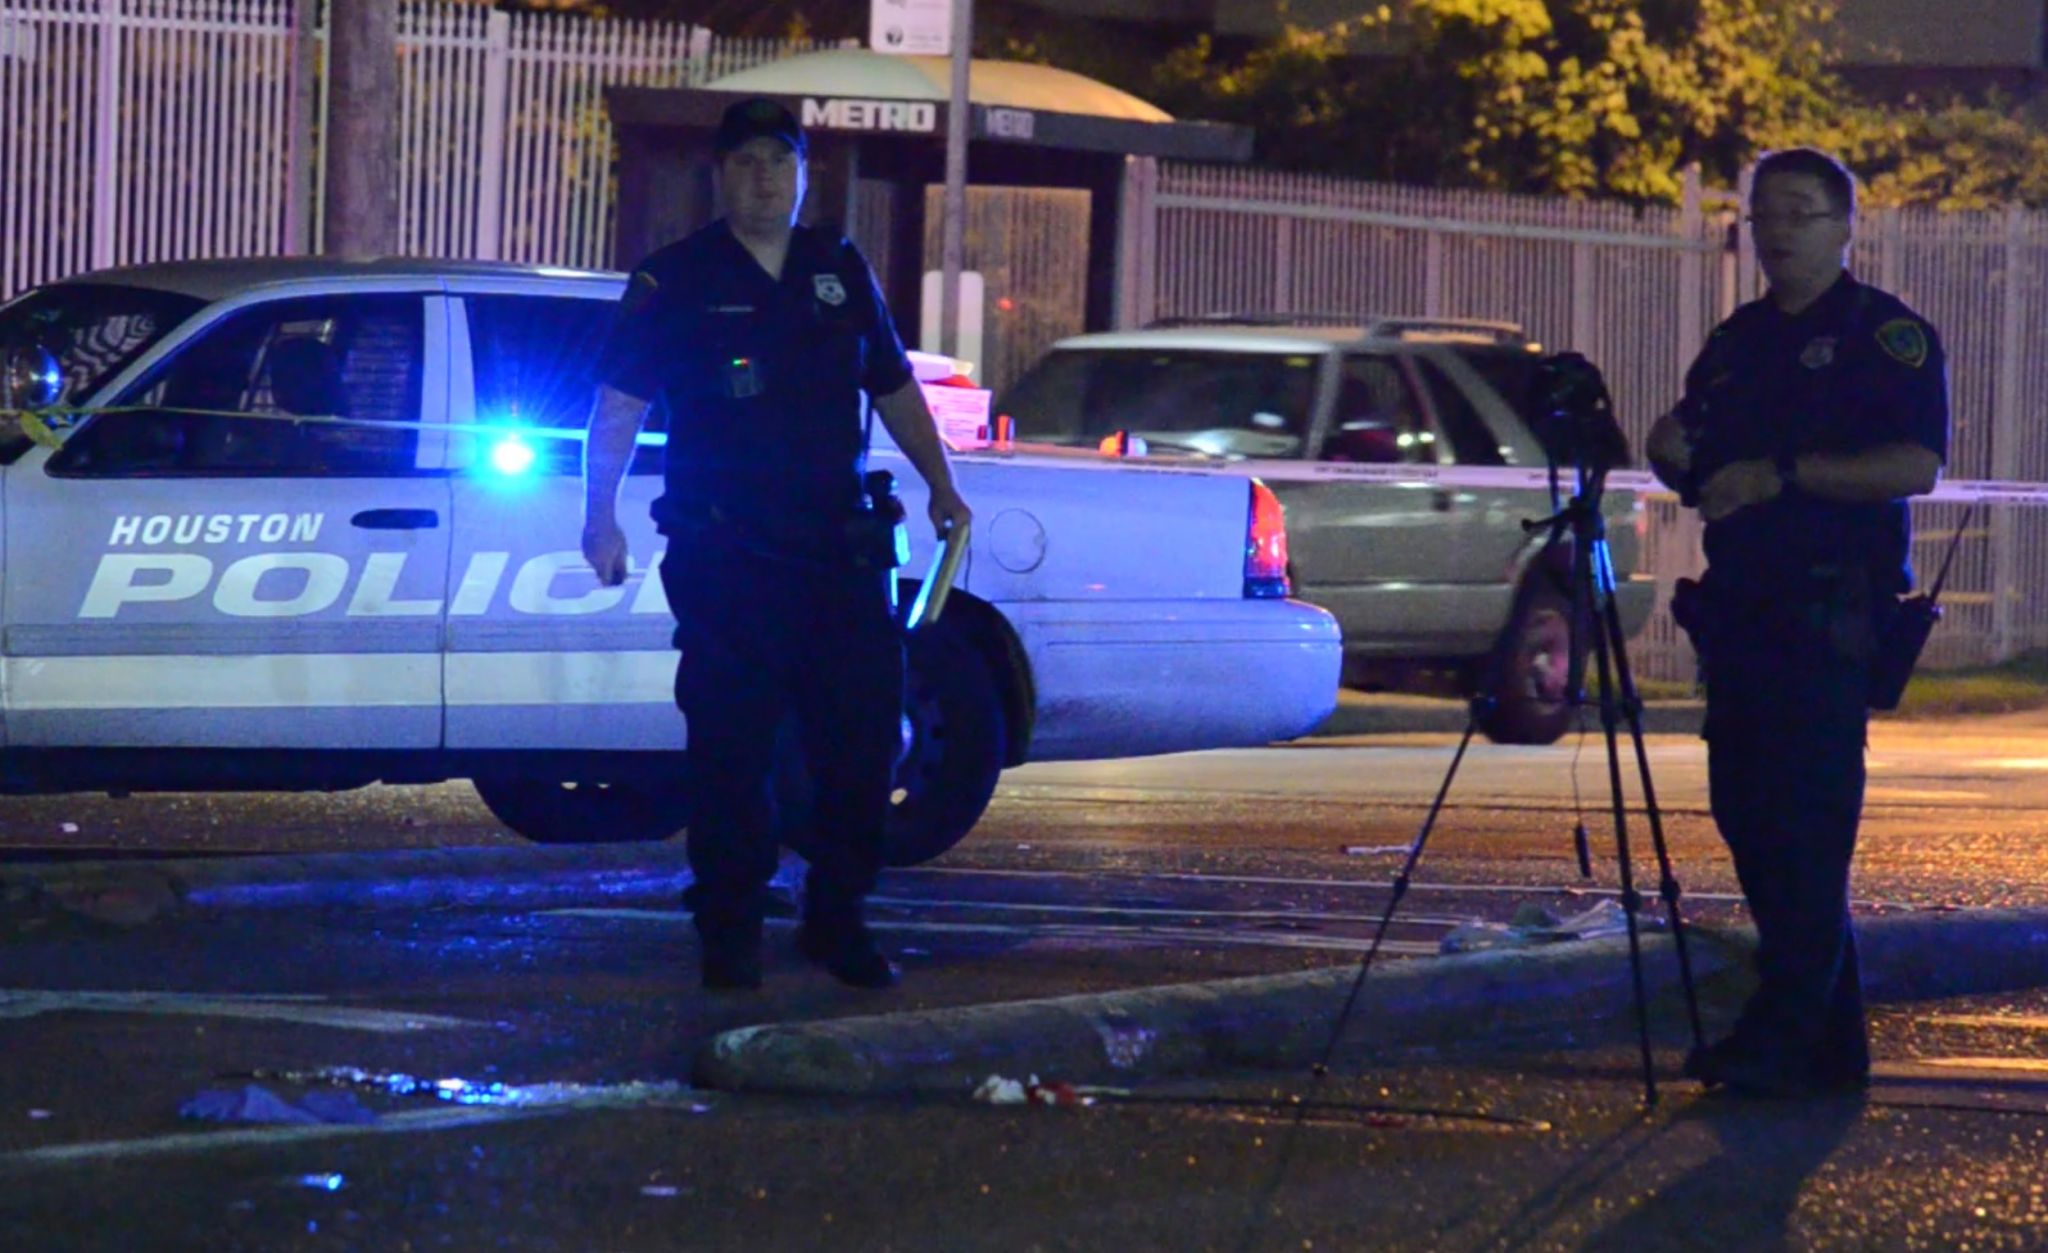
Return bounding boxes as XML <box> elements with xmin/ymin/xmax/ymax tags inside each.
<box><xmin>464</xmin><ymin>294</ymin><xmax>661</xmax><ymax>475</ymax></box>
<box><xmin>1412</xmin><ymin>357</ymin><xmax>1508</xmax><ymax>466</ymax></box>
<box><xmin>51</xmin><ymin>295</ymin><xmax>425</xmax><ymax>478</ymax></box>
<box><xmin>999</xmin><ymin>348</ymin><xmax>1315</xmax><ymax>459</ymax></box>
<box><xmin>1323</xmin><ymin>354</ymin><xmax>1433</xmax><ymax>464</ymax></box>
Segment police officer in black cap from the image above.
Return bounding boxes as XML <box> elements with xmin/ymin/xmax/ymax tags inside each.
<box><xmin>1647</xmin><ymin>148</ymin><xmax>1949</xmax><ymax>1095</ymax></box>
<box><xmin>583</xmin><ymin>97</ymin><xmax>973</xmax><ymax>991</ymax></box>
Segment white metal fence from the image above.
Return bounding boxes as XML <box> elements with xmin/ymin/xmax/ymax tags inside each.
<box><xmin>0</xmin><ymin>0</ymin><xmax>840</xmax><ymax>299</ymax></box>
<box><xmin>1136</xmin><ymin>161</ymin><xmax>2048</xmax><ymax>678</ymax></box>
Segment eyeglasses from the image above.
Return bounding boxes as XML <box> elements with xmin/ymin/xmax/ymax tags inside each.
<box><xmin>1744</xmin><ymin>210</ymin><xmax>1844</xmax><ymax>229</ymax></box>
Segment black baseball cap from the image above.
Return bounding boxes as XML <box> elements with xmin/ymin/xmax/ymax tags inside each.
<box><xmin>713</xmin><ymin>98</ymin><xmax>807</xmax><ymax>159</ymax></box>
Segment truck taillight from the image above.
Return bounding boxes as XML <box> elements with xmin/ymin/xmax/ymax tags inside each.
<box><xmin>1244</xmin><ymin>480</ymin><xmax>1290</xmax><ymax>599</ymax></box>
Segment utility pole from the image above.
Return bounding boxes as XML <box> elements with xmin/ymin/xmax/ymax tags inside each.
<box><xmin>323</xmin><ymin>0</ymin><xmax>398</xmax><ymax>257</ymax></box>
<box><xmin>938</xmin><ymin>0</ymin><xmax>971</xmax><ymax>357</ymax></box>
<box><xmin>282</xmin><ymin>0</ymin><xmax>319</xmax><ymax>255</ymax></box>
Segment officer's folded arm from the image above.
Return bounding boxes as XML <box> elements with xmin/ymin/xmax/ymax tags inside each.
<box><xmin>1645</xmin><ymin>410</ymin><xmax>1694</xmax><ymax>491</ymax></box>
<box><xmin>873</xmin><ymin>379</ymin><xmax>973</xmax><ymax>534</ymax></box>
<box><xmin>1782</xmin><ymin>442</ymin><xmax>1941</xmax><ymax>503</ymax></box>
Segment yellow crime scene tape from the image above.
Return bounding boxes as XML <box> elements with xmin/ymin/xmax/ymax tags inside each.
<box><xmin>4</xmin><ymin>403</ymin><xmax>2043</xmax><ymax>507</ymax></box>
<box><xmin>0</xmin><ymin>404</ymin><xmax>669</xmax><ymax>451</ymax></box>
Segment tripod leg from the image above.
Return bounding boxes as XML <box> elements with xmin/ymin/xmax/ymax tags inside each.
<box><xmin>1596</xmin><ymin>543</ymin><xmax>1708</xmax><ymax>1054</ymax></box>
<box><xmin>1583</xmin><ymin>541</ymin><xmax>1661</xmax><ymax>1106</ymax></box>
<box><xmin>1311</xmin><ymin>702</ymin><xmax>1485</xmax><ymax>1076</ymax></box>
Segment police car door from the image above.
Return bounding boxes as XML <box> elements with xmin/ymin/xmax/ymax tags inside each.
<box><xmin>4</xmin><ymin>291</ymin><xmax>452</xmax><ymax>748</ymax></box>
<box><xmin>441</xmin><ymin>288</ymin><xmax>680</xmax><ymax>751</ymax></box>
<box><xmin>1281</xmin><ymin>351</ymin><xmax>1469</xmax><ymax>649</ymax></box>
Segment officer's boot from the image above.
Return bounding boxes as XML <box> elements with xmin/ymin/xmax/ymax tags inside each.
<box><xmin>795</xmin><ymin>890</ymin><xmax>897</xmax><ymax>990</ymax></box>
<box><xmin>693</xmin><ymin>909</ymin><xmax>764</xmax><ymax>992</ymax></box>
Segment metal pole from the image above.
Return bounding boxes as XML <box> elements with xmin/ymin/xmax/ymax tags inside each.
<box><xmin>938</xmin><ymin>0</ymin><xmax>971</xmax><ymax>357</ymax></box>
<box><xmin>323</xmin><ymin>0</ymin><xmax>397</xmax><ymax>257</ymax></box>
<box><xmin>283</xmin><ymin>0</ymin><xmax>318</xmax><ymax>255</ymax></box>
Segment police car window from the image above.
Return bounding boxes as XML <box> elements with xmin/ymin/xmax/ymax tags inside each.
<box><xmin>997</xmin><ymin>349</ymin><xmax>1314</xmax><ymax>459</ymax></box>
<box><xmin>1323</xmin><ymin>355</ymin><xmax>1434</xmax><ymax>464</ymax></box>
<box><xmin>0</xmin><ymin>283</ymin><xmax>203</xmax><ymax>405</ymax></box>
<box><xmin>464</xmin><ymin>295</ymin><xmax>650</xmax><ymax>475</ymax></box>
<box><xmin>50</xmin><ymin>295</ymin><xmax>424</xmax><ymax>478</ymax></box>
<box><xmin>1412</xmin><ymin>357</ymin><xmax>1508</xmax><ymax>466</ymax></box>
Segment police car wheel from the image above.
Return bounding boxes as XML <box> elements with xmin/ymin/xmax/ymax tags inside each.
<box><xmin>1476</xmin><ymin>576</ymin><xmax>1580</xmax><ymax>746</ymax></box>
<box><xmin>778</xmin><ymin>622</ymin><xmax>1007</xmax><ymax>868</ymax></box>
<box><xmin>885</xmin><ymin>624</ymin><xmax>1008</xmax><ymax>866</ymax></box>
<box><xmin>471</xmin><ymin>773</ymin><xmax>691</xmax><ymax>845</ymax></box>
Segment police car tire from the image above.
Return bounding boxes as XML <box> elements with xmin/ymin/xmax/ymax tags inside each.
<box><xmin>471</xmin><ymin>772</ymin><xmax>692</xmax><ymax>845</ymax></box>
<box><xmin>1477</xmin><ymin>575</ymin><xmax>1580</xmax><ymax>747</ymax></box>
<box><xmin>775</xmin><ymin>621</ymin><xmax>1007</xmax><ymax>869</ymax></box>
<box><xmin>886</xmin><ymin>623</ymin><xmax>1008</xmax><ymax>866</ymax></box>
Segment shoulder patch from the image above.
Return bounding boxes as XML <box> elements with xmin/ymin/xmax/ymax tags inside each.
<box><xmin>1877</xmin><ymin>318</ymin><xmax>1929</xmax><ymax>368</ymax></box>
<box><xmin>620</xmin><ymin>271</ymin><xmax>660</xmax><ymax>317</ymax></box>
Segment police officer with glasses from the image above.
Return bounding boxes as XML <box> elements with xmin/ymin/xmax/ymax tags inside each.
<box><xmin>1647</xmin><ymin>147</ymin><xmax>1949</xmax><ymax>1096</ymax></box>
<box><xmin>583</xmin><ymin>97</ymin><xmax>973</xmax><ymax>992</ymax></box>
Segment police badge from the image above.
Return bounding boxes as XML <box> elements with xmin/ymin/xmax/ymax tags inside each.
<box><xmin>1799</xmin><ymin>336</ymin><xmax>1836</xmax><ymax>370</ymax></box>
<box><xmin>813</xmin><ymin>273</ymin><xmax>847</xmax><ymax>306</ymax></box>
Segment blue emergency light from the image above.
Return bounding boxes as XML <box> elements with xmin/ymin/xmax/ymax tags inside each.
<box><xmin>488</xmin><ymin>433</ymin><xmax>537</xmax><ymax>477</ymax></box>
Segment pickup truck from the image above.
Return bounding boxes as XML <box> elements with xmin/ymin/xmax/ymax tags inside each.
<box><xmin>0</xmin><ymin>260</ymin><xmax>1340</xmax><ymax>865</ymax></box>
<box><xmin>997</xmin><ymin>316</ymin><xmax>1657</xmax><ymax>744</ymax></box>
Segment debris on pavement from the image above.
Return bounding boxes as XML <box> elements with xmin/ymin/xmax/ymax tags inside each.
<box><xmin>973</xmin><ymin>1074</ymin><xmax>1027</xmax><ymax>1105</ymax></box>
<box><xmin>972</xmin><ymin>1074</ymin><xmax>1096</xmax><ymax>1108</ymax></box>
<box><xmin>58</xmin><ymin>822</ymin><xmax>79</xmax><ymax>834</ymax></box>
<box><xmin>294</xmin><ymin>1174</ymin><xmax>346</xmax><ymax>1192</ymax></box>
<box><xmin>640</xmin><ymin>1185</ymin><xmax>682</xmax><ymax>1198</ymax></box>
<box><xmin>27</xmin><ymin>1109</ymin><xmax>52</xmax><ymax>1120</ymax></box>
<box><xmin>1438</xmin><ymin>898</ymin><xmax>1663</xmax><ymax>955</ymax></box>
<box><xmin>1343</xmin><ymin>844</ymin><xmax>1409</xmax><ymax>856</ymax></box>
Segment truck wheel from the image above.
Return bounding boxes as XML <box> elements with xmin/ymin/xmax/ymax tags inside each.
<box><xmin>777</xmin><ymin>622</ymin><xmax>1008</xmax><ymax>868</ymax></box>
<box><xmin>472</xmin><ymin>770</ymin><xmax>690</xmax><ymax>845</ymax></box>
<box><xmin>1476</xmin><ymin>575</ymin><xmax>1581</xmax><ymax>746</ymax></box>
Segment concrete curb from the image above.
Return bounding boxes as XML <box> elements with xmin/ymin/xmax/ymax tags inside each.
<box><xmin>695</xmin><ymin>908</ymin><xmax>2048</xmax><ymax>1095</ymax></box>
<box><xmin>1308</xmin><ymin>696</ymin><xmax>1704</xmax><ymax>739</ymax></box>
<box><xmin>0</xmin><ymin>843</ymin><xmax>712</xmax><ymax>929</ymax></box>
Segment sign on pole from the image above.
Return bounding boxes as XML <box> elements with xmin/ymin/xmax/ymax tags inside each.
<box><xmin>870</xmin><ymin>0</ymin><xmax>951</xmax><ymax>55</ymax></box>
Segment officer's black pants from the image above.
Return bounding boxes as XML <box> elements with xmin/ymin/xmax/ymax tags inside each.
<box><xmin>660</xmin><ymin>543</ymin><xmax>903</xmax><ymax>934</ymax></box>
<box><xmin>1704</xmin><ymin>623</ymin><xmax>1869</xmax><ymax>1070</ymax></box>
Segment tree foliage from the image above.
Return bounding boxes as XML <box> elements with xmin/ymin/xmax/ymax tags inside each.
<box><xmin>1147</xmin><ymin>0</ymin><xmax>2048</xmax><ymax>208</ymax></box>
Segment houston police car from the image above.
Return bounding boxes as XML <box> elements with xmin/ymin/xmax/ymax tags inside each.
<box><xmin>0</xmin><ymin>259</ymin><xmax>1340</xmax><ymax>865</ymax></box>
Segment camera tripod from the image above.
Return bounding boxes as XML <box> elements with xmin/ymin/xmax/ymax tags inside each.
<box><xmin>1319</xmin><ymin>457</ymin><xmax>1708</xmax><ymax>1106</ymax></box>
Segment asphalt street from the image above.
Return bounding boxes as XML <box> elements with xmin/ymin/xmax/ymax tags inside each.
<box><xmin>4</xmin><ymin>709</ymin><xmax>2048</xmax><ymax>1249</ymax></box>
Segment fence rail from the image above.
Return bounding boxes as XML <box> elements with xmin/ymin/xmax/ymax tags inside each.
<box><xmin>0</xmin><ymin>0</ymin><xmax>837</xmax><ymax>298</ymax></box>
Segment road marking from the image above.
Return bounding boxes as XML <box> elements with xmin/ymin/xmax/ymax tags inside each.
<box><xmin>0</xmin><ymin>990</ymin><xmax>479</xmax><ymax>1034</ymax></box>
<box><xmin>1974</xmin><ymin>758</ymin><xmax>2048</xmax><ymax>770</ymax></box>
<box><xmin>1866</xmin><ymin>787</ymin><xmax>1991</xmax><ymax>802</ymax></box>
<box><xmin>866</xmin><ymin>895</ymin><xmax>1477</xmax><ymax>928</ymax></box>
<box><xmin>0</xmin><ymin>1082</ymin><xmax>706</xmax><ymax>1171</ymax></box>
<box><xmin>900</xmin><ymin>866</ymin><xmax>1753</xmax><ymax>906</ymax></box>
<box><xmin>1922</xmin><ymin>1015</ymin><xmax>2048</xmax><ymax>1032</ymax></box>
<box><xmin>1914</xmin><ymin>1056</ymin><xmax>2048</xmax><ymax>1075</ymax></box>
<box><xmin>540</xmin><ymin>909</ymin><xmax>1444</xmax><ymax>956</ymax></box>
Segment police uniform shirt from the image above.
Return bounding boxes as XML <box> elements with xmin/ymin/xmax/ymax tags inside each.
<box><xmin>1679</xmin><ymin>272</ymin><xmax>1949</xmax><ymax>593</ymax></box>
<box><xmin>594</xmin><ymin>221</ymin><xmax>915</xmax><ymax>532</ymax></box>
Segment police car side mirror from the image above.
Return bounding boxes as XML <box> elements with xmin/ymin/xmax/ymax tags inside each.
<box><xmin>268</xmin><ymin>335</ymin><xmax>343</xmax><ymax>417</ymax></box>
<box><xmin>1</xmin><ymin>344</ymin><xmax>64</xmax><ymax>411</ymax></box>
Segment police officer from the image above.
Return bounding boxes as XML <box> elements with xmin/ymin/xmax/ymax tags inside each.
<box><xmin>583</xmin><ymin>98</ymin><xmax>973</xmax><ymax>992</ymax></box>
<box><xmin>1647</xmin><ymin>148</ymin><xmax>1948</xmax><ymax>1095</ymax></box>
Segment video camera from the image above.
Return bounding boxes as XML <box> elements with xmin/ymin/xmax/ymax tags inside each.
<box><xmin>1524</xmin><ymin>351</ymin><xmax>1631</xmax><ymax>474</ymax></box>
